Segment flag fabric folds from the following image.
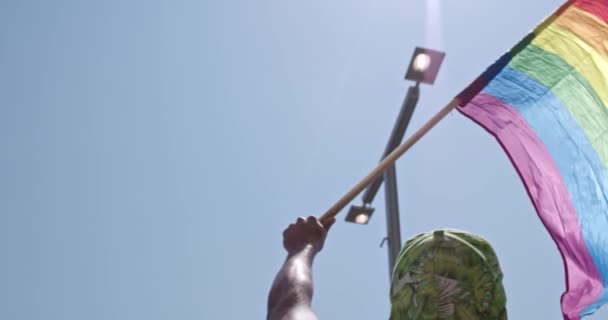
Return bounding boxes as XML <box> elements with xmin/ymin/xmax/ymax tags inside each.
<box><xmin>456</xmin><ymin>1</ymin><xmax>608</xmax><ymax>319</ymax></box>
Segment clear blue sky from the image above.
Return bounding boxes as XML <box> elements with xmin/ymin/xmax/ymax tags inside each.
<box><xmin>1</xmin><ymin>0</ymin><xmax>607</xmax><ymax>319</ymax></box>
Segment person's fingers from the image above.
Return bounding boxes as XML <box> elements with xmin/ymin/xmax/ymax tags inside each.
<box><xmin>323</xmin><ymin>217</ymin><xmax>336</xmax><ymax>233</ymax></box>
<box><xmin>283</xmin><ymin>224</ymin><xmax>294</xmax><ymax>237</ymax></box>
<box><xmin>296</xmin><ymin>216</ymin><xmax>306</xmax><ymax>224</ymax></box>
<box><xmin>306</xmin><ymin>216</ymin><xmax>319</xmax><ymax>228</ymax></box>
<box><xmin>307</xmin><ymin>216</ymin><xmax>327</xmax><ymax>233</ymax></box>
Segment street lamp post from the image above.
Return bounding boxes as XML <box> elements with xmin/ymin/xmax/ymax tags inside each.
<box><xmin>345</xmin><ymin>47</ymin><xmax>445</xmax><ymax>280</ymax></box>
<box><xmin>384</xmin><ymin>164</ymin><xmax>402</xmax><ymax>277</ymax></box>
<box><xmin>380</xmin><ymin>83</ymin><xmax>419</xmax><ymax>278</ymax></box>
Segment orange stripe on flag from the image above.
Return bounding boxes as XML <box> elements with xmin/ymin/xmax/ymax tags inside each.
<box><xmin>556</xmin><ymin>7</ymin><xmax>608</xmax><ymax>57</ymax></box>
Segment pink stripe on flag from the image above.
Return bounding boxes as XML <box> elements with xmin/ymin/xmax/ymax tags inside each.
<box><xmin>458</xmin><ymin>93</ymin><xmax>602</xmax><ymax>320</ymax></box>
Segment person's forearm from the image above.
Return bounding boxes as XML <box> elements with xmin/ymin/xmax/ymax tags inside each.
<box><xmin>267</xmin><ymin>244</ymin><xmax>317</xmax><ymax>319</ymax></box>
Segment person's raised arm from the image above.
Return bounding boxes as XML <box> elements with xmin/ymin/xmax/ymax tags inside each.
<box><xmin>267</xmin><ymin>216</ymin><xmax>335</xmax><ymax>320</ymax></box>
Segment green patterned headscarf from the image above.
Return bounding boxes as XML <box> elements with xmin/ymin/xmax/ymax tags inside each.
<box><xmin>389</xmin><ymin>229</ymin><xmax>507</xmax><ymax>320</ymax></box>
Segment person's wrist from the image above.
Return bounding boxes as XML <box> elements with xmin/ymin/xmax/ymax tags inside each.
<box><xmin>287</xmin><ymin>243</ymin><xmax>319</xmax><ymax>256</ymax></box>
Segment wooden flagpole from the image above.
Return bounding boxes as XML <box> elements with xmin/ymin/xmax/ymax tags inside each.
<box><xmin>319</xmin><ymin>98</ymin><xmax>461</xmax><ymax>224</ymax></box>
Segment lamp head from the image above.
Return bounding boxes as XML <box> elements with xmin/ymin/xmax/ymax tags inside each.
<box><xmin>345</xmin><ymin>204</ymin><xmax>375</xmax><ymax>225</ymax></box>
<box><xmin>405</xmin><ymin>47</ymin><xmax>445</xmax><ymax>85</ymax></box>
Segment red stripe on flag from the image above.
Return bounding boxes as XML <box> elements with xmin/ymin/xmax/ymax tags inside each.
<box><xmin>574</xmin><ymin>0</ymin><xmax>608</xmax><ymax>25</ymax></box>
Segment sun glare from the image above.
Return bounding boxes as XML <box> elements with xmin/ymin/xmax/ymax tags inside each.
<box><xmin>425</xmin><ymin>0</ymin><xmax>443</xmax><ymax>50</ymax></box>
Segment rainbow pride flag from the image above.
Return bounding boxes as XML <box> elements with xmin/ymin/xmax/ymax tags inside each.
<box><xmin>456</xmin><ymin>1</ymin><xmax>608</xmax><ymax>319</ymax></box>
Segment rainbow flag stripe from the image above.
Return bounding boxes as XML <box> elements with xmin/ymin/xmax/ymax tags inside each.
<box><xmin>457</xmin><ymin>1</ymin><xmax>608</xmax><ymax>319</ymax></box>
